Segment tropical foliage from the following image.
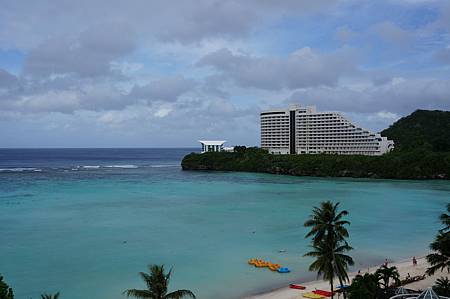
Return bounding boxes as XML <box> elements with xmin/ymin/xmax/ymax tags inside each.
<box><xmin>426</xmin><ymin>232</ymin><xmax>450</xmax><ymax>275</ymax></box>
<box><xmin>375</xmin><ymin>265</ymin><xmax>400</xmax><ymax>289</ymax></box>
<box><xmin>304</xmin><ymin>201</ymin><xmax>354</xmax><ymax>299</ymax></box>
<box><xmin>304</xmin><ymin>201</ymin><xmax>350</xmax><ymax>246</ymax></box>
<box><xmin>381</xmin><ymin>110</ymin><xmax>450</xmax><ymax>152</ymax></box>
<box><xmin>433</xmin><ymin>276</ymin><xmax>450</xmax><ymax>297</ymax></box>
<box><xmin>0</xmin><ymin>275</ymin><xmax>13</xmax><ymax>299</ymax></box>
<box><xmin>182</xmin><ymin>147</ymin><xmax>450</xmax><ymax>180</ymax></box>
<box><xmin>426</xmin><ymin>203</ymin><xmax>450</xmax><ymax>276</ymax></box>
<box><xmin>348</xmin><ymin>273</ymin><xmax>379</xmax><ymax>299</ymax></box>
<box><xmin>124</xmin><ymin>264</ymin><xmax>196</xmax><ymax>299</ymax></box>
<box><xmin>305</xmin><ymin>240</ymin><xmax>354</xmax><ymax>299</ymax></box>
<box><xmin>41</xmin><ymin>292</ymin><xmax>60</xmax><ymax>299</ymax></box>
<box><xmin>439</xmin><ymin>203</ymin><xmax>450</xmax><ymax>233</ymax></box>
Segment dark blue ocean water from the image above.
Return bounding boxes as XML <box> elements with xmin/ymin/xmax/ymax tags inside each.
<box><xmin>0</xmin><ymin>148</ymin><xmax>449</xmax><ymax>299</ymax></box>
<box><xmin>0</xmin><ymin>148</ymin><xmax>195</xmax><ymax>170</ymax></box>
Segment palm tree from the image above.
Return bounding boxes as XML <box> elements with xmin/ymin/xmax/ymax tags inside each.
<box><xmin>433</xmin><ymin>277</ymin><xmax>450</xmax><ymax>297</ymax></box>
<box><xmin>0</xmin><ymin>275</ymin><xmax>14</xmax><ymax>299</ymax></box>
<box><xmin>124</xmin><ymin>264</ymin><xmax>196</xmax><ymax>299</ymax></box>
<box><xmin>426</xmin><ymin>203</ymin><xmax>450</xmax><ymax>276</ymax></box>
<box><xmin>304</xmin><ymin>239</ymin><xmax>354</xmax><ymax>299</ymax></box>
<box><xmin>304</xmin><ymin>201</ymin><xmax>354</xmax><ymax>299</ymax></box>
<box><xmin>41</xmin><ymin>292</ymin><xmax>60</xmax><ymax>299</ymax></box>
<box><xmin>348</xmin><ymin>273</ymin><xmax>379</xmax><ymax>299</ymax></box>
<box><xmin>375</xmin><ymin>265</ymin><xmax>400</xmax><ymax>289</ymax></box>
<box><xmin>439</xmin><ymin>203</ymin><xmax>450</xmax><ymax>233</ymax></box>
<box><xmin>304</xmin><ymin>201</ymin><xmax>350</xmax><ymax>246</ymax></box>
<box><xmin>305</xmin><ymin>241</ymin><xmax>335</xmax><ymax>296</ymax></box>
<box><xmin>426</xmin><ymin>231</ymin><xmax>450</xmax><ymax>275</ymax></box>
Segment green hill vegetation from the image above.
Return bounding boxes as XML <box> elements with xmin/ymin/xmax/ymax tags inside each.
<box><xmin>182</xmin><ymin>109</ymin><xmax>450</xmax><ymax>180</ymax></box>
<box><xmin>381</xmin><ymin>110</ymin><xmax>450</xmax><ymax>152</ymax></box>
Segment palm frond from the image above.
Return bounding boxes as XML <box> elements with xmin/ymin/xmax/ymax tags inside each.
<box><xmin>426</xmin><ymin>253</ymin><xmax>450</xmax><ymax>275</ymax></box>
<box><xmin>40</xmin><ymin>292</ymin><xmax>60</xmax><ymax>299</ymax></box>
<box><xmin>125</xmin><ymin>264</ymin><xmax>195</xmax><ymax>299</ymax></box>
<box><xmin>164</xmin><ymin>289</ymin><xmax>196</xmax><ymax>299</ymax></box>
<box><xmin>124</xmin><ymin>289</ymin><xmax>154</xmax><ymax>298</ymax></box>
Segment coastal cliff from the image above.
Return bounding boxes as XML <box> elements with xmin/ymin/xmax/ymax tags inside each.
<box><xmin>182</xmin><ymin>110</ymin><xmax>450</xmax><ymax>180</ymax></box>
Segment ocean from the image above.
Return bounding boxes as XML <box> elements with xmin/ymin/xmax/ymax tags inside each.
<box><xmin>0</xmin><ymin>148</ymin><xmax>449</xmax><ymax>299</ymax></box>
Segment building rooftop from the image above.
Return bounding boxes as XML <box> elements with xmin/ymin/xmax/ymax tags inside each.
<box><xmin>198</xmin><ymin>140</ymin><xmax>226</xmax><ymax>146</ymax></box>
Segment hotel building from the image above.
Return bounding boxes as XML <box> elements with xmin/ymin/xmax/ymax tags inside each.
<box><xmin>261</xmin><ymin>105</ymin><xmax>394</xmax><ymax>155</ymax></box>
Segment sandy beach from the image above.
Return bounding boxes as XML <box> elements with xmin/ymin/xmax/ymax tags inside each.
<box><xmin>245</xmin><ymin>255</ymin><xmax>449</xmax><ymax>299</ymax></box>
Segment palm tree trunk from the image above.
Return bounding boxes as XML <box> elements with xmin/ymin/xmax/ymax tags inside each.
<box><xmin>331</xmin><ymin>278</ymin><xmax>334</xmax><ymax>299</ymax></box>
<box><xmin>338</xmin><ymin>276</ymin><xmax>347</xmax><ymax>299</ymax></box>
<box><xmin>331</xmin><ymin>242</ymin><xmax>347</xmax><ymax>299</ymax></box>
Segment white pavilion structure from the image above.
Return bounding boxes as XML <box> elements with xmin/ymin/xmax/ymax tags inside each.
<box><xmin>390</xmin><ymin>287</ymin><xmax>450</xmax><ymax>299</ymax></box>
<box><xmin>198</xmin><ymin>140</ymin><xmax>226</xmax><ymax>153</ymax></box>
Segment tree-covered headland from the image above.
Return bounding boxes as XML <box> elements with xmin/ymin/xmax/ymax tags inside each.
<box><xmin>182</xmin><ymin>110</ymin><xmax>450</xmax><ymax>180</ymax></box>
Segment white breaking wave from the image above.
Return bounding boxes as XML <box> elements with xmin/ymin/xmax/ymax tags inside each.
<box><xmin>0</xmin><ymin>168</ymin><xmax>42</xmax><ymax>172</ymax></box>
<box><xmin>104</xmin><ymin>165</ymin><xmax>139</xmax><ymax>169</ymax></box>
<box><xmin>0</xmin><ymin>164</ymin><xmax>178</xmax><ymax>172</ymax></box>
<box><xmin>75</xmin><ymin>165</ymin><xmax>139</xmax><ymax>170</ymax></box>
<box><xmin>149</xmin><ymin>164</ymin><xmax>179</xmax><ymax>168</ymax></box>
<box><xmin>79</xmin><ymin>165</ymin><xmax>101</xmax><ymax>169</ymax></box>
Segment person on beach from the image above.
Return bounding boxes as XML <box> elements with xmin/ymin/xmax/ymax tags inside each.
<box><xmin>383</xmin><ymin>258</ymin><xmax>388</xmax><ymax>267</ymax></box>
<box><xmin>412</xmin><ymin>256</ymin><xmax>417</xmax><ymax>266</ymax></box>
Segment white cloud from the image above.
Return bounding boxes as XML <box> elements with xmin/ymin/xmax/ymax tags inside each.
<box><xmin>0</xmin><ymin>69</ymin><xmax>19</xmax><ymax>89</ymax></box>
<box><xmin>370</xmin><ymin>21</ymin><xmax>414</xmax><ymax>45</ymax></box>
<box><xmin>23</xmin><ymin>23</ymin><xmax>136</xmax><ymax>78</ymax></box>
<box><xmin>197</xmin><ymin>47</ymin><xmax>358</xmax><ymax>90</ymax></box>
<box><xmin>12</xmin><ymin>90</ymin><xmax>82</xmax><ymax>113</ymax></box>
<box><xmin>335</xmin><ymin>26</ymin><xmax>359</xmax><ymax>43</ymax></box>
<box><xmin>375</xmin><ymin>111</ymin><xmax>399</xmax><ymax>120</ymax></box>
<box><xmin>129</xmin><ymin>75</ymin><xmax>197</xmax><ymax>102</ymax></box>
<box><xmin>1</xmin><ymin>0</ymin><xmax>450</xmax><ymax>147</ymax></box>
<box><xmin>433</xmin><ymin>46</ymin><xmax>450</xmax><ymax>64</ymax></box>
<box><xmin>0</xmin><ymin>0</ymin><xmax>339</xmax><ymax>50</ymax></box>
<box><xmin>289</xmin><ymin>77</ymin><xmax>450</xmax><ymax>115</ymax></box>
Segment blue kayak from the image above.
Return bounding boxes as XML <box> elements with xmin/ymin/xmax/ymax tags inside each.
<box><xmin>277</xmin><ymin>267</ymin><xmax>290</xmax><ymax>273</ymax></box>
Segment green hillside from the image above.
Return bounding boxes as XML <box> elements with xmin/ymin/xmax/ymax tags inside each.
<box><xmin>381</xmin><ymin>110</ymin><xmax>450</xmax><ymax>152</ymax></box>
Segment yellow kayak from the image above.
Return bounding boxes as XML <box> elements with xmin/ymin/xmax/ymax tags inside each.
<box><xmin>303</xmin><ymin>293</ymin><xmax>325</xmax><ymax>299</ymax></box>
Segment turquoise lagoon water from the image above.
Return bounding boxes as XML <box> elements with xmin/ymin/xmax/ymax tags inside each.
<box><xmin>0</xmin><ymin>148</ymin><xmax>449</xmax><ymax>299</ymax></box>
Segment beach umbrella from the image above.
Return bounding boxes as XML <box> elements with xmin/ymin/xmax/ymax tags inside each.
<box><xmin>416</xmin><ymin>287</ymin><xmax>440</xmax><ymax>299</ymax></box>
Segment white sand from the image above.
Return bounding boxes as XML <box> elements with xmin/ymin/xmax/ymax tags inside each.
<box><xmin>245</xmin><ymin>255</ymin><xmax>449</xmax><ymax>299</ymax></box>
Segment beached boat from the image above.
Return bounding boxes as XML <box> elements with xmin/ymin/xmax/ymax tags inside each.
<box><xmin>289</xmin><ymin>284</ymin><xmax>306</xmax><ymax>290</ymax></box>
<box><xmin>248</xmin><ymin>258</ymin><xmax>285</xmax><ymax>272</ymax></box>
<box><xmin>313</xmin><ymin>290</ymin><xmax>333</xmax><ymax>297</ymax></box>
<box><xmin>277</xmin><ymin>267</ymin><xmax>290</xmax><ymax>273</ymax></box>
<box><xmin>303</xmin><ymin>293</ymin><xmax>325</xmax><ymax>299</ymax></box>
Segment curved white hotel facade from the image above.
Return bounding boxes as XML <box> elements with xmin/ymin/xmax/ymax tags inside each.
<box><xmin>261</xmin><ymin>105</ymin><xmax>394</xmax><ymax>155</ymax></box>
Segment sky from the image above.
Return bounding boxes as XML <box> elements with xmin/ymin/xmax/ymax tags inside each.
<box><xmin>0</xmin><ymin>0</ymin><xmax>449</xmax><ymax>148</ymax></box>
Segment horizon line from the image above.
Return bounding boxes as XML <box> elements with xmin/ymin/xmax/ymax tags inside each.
<box><xmin>0</xmin><ymin>146</ymin><xmax>200</xmax><ymax>149</ymax></box>
<box><xmin>0</xmin><ymin>145</ymin><xmax>256</xmax><ymax>149</ymax></box>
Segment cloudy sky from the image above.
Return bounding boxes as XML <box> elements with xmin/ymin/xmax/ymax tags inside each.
<box><xmin>1</xmin><ymin>0</ymin><xmax>449</xmax><ymax>147</ymax></box>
